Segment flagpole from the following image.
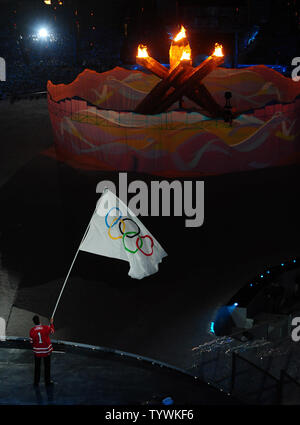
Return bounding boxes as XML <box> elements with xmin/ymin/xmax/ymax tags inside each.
<box><xmin>51</xmin><ymin>191</ymin><xmax>107</xmax><ymax>319</ymax></box>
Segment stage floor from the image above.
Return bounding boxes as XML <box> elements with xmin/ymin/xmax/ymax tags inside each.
<box><xmin>0</xmin><ymin>343</ymin><xmax>239</xmax><ymax>405</ymax></box>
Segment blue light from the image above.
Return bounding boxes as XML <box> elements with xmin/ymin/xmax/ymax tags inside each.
<box><xmin>250</xmin><ymin>283</ymin><xmax>253</xmax><ymax>287</ymax></box>
<box><xmin>248</xmin><ymin>30</ymin><xmax>259</xmax><ymax>45</ymax></box>
<box><xmin>210</xmin><ymin>322</ymin><xmax>215</xmax><ymax>333</ymax></box>
<box><xmin>228</xmin><ymin>303</ymin><xmax>239</xmax><ymax>314</ymax></box>
<box><xmin>293</xmin><ymin>260</ymin><xmax>297</xmax><ymax>263</ymax></box>
<box><xmin>236</xmin><ymin>64</ymin><xmax>286</xmax><ymax>75</ymax></box>
<box><xmin>266</xmin><ymin>270</ymin><xmax>270</xmax><ymax>274</ymax></box>
<box><xmin>162</xmin><ymin>397</ymin><xmax>174</xmax><ymax>406</ymax></box>
<box><xmin>260</xmin><ymin>274</ymin><xmax>264</xmax><ymax>278</ymax></box>
<box><xmin>281</xmin><ymin>263</ymin><xmax>285</xmax><ymax>266</ymax></box>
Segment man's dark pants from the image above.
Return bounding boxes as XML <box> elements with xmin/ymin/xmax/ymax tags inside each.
<box><xmin>34</xmin><ymin>355</ymin><xmax>51</xmax><ymax>385</ymax></box>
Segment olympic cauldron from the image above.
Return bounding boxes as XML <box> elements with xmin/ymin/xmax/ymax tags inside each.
<box><xmin>47</xmin><ymin>27</ymin><xmax>300</xmax><ymax>177</ymax></box>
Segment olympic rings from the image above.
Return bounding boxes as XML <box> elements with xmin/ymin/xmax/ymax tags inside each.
<box><xmin>119</xmin><ymin>218</ymin><xmax>140</xmax><ymax>239</ymax></box>
<box><xmin>105</xmin><ymin>207</ymin><xmax>122</xmax><ymax>229</ymax></box>
<box><xmin>136</xmin><ymin>235</ymin><xmax>154</xmax><ymax>257</ymax></box>
<box><xmin>105</xmin><ymin>208</ymin><xmax>154</xmax><ymax>257</ymax></box>
<box><xmin>122</xmin><ymin>231</ymin><xmax>143</xmax><ymax>254</ymax></box>
<box><xmin>108</xmin><ymin>217</ymin><xmax>125</xmax><ymax>240</ymax></box>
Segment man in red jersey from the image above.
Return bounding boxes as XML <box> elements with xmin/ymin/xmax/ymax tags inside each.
<box><xmin>29</xmin><ymin>315</ymin><xmax>55</xmax><ymax>386</ymax></box>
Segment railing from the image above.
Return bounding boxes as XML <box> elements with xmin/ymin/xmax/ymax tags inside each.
<box><xmin>9</xmin><ymin>91</ymin><xmax>47</xmax><ymax>103</ymax></box>
<box><xmin>279</xmin><ymin>370</ymin><xmax>300</xmax><ymax>405</ymax></box>
<box><xmin>231</xmin><ymin>352</ymin><xmax>281</xmax><ymax>404</ymax></box>
<box><xmin>191</xmin><ymin>337</ymin><xmax>300</xmax><ymax>405</ymax></box>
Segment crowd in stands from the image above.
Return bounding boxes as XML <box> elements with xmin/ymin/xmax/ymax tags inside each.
<box><xmin>0</xmin><ymin>29</ymin><xmax>122</xmax><ymax>100</ymax></box>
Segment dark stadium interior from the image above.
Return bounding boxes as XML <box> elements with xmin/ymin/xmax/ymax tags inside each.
<box><xmin>0</xmin><ymin>0</ymin><xmax>300</xmax><ymax>408</ymax></box>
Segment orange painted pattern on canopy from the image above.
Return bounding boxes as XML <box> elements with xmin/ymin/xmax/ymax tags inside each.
<box><xmin>47</xmin><ymin>66</ymin><xmax>300</xmax><ymax>177</ymax></box>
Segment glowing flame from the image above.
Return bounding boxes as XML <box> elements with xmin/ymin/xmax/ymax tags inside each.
<box><xmin>137</xmin><ymin>44</ymin><xmax>149</xmax><ymax>58</ymax></box>
<box><xmin>212</xmin><ymin>43</ymin><xmax>224</xmax><ymax>57</ymax></box>
<box><xmin>174</xmin><ymin>25</ymin><xmax>187</xmax><ymax>42</ymax></box>
<box><xmin>180</xmin><ymin>49</ymin><xmax>191</xmax><ymax>61</ymax></box>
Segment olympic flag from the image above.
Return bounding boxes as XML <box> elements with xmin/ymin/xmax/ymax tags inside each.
<box><xmin>79</xmin><ymin>190</ymin><xmax>168</xmax><ymax>280</ymax></box>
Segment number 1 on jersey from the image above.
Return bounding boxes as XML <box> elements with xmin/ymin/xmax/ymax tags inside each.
<box><xmin>38</xmin><ymin>332</ymin><xmax>42</xmax><ymax>344</ymax></box>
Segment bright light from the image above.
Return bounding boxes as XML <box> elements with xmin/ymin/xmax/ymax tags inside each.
<box><xmin>38</xmin><ymin>28</ymin><xmax>49</xmax><ymax>38</ymax></box>
<box><xmin>180</xmin><ymin>48</ymin><xmax>191</xmax><ymax>61</ymax></box>
<box><xmin>174</xmin><ymin>25</ymin><xmax>187</xmax><ymax>42</ymax></box>
<box><xmin>212</xmin><ymin>43</ymin><xmax>224</xmax><ymax>57</ymax></box>
<box><xmin>137</xmin><ymin>44</ymin><xmax>149</xmax><ymax>58</ymax></box>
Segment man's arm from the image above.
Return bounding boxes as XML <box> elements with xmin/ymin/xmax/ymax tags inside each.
<box><xmin>49</xmin><ymin>317</ymin><xmax>55</xmax><ymax>334</ymax></box>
